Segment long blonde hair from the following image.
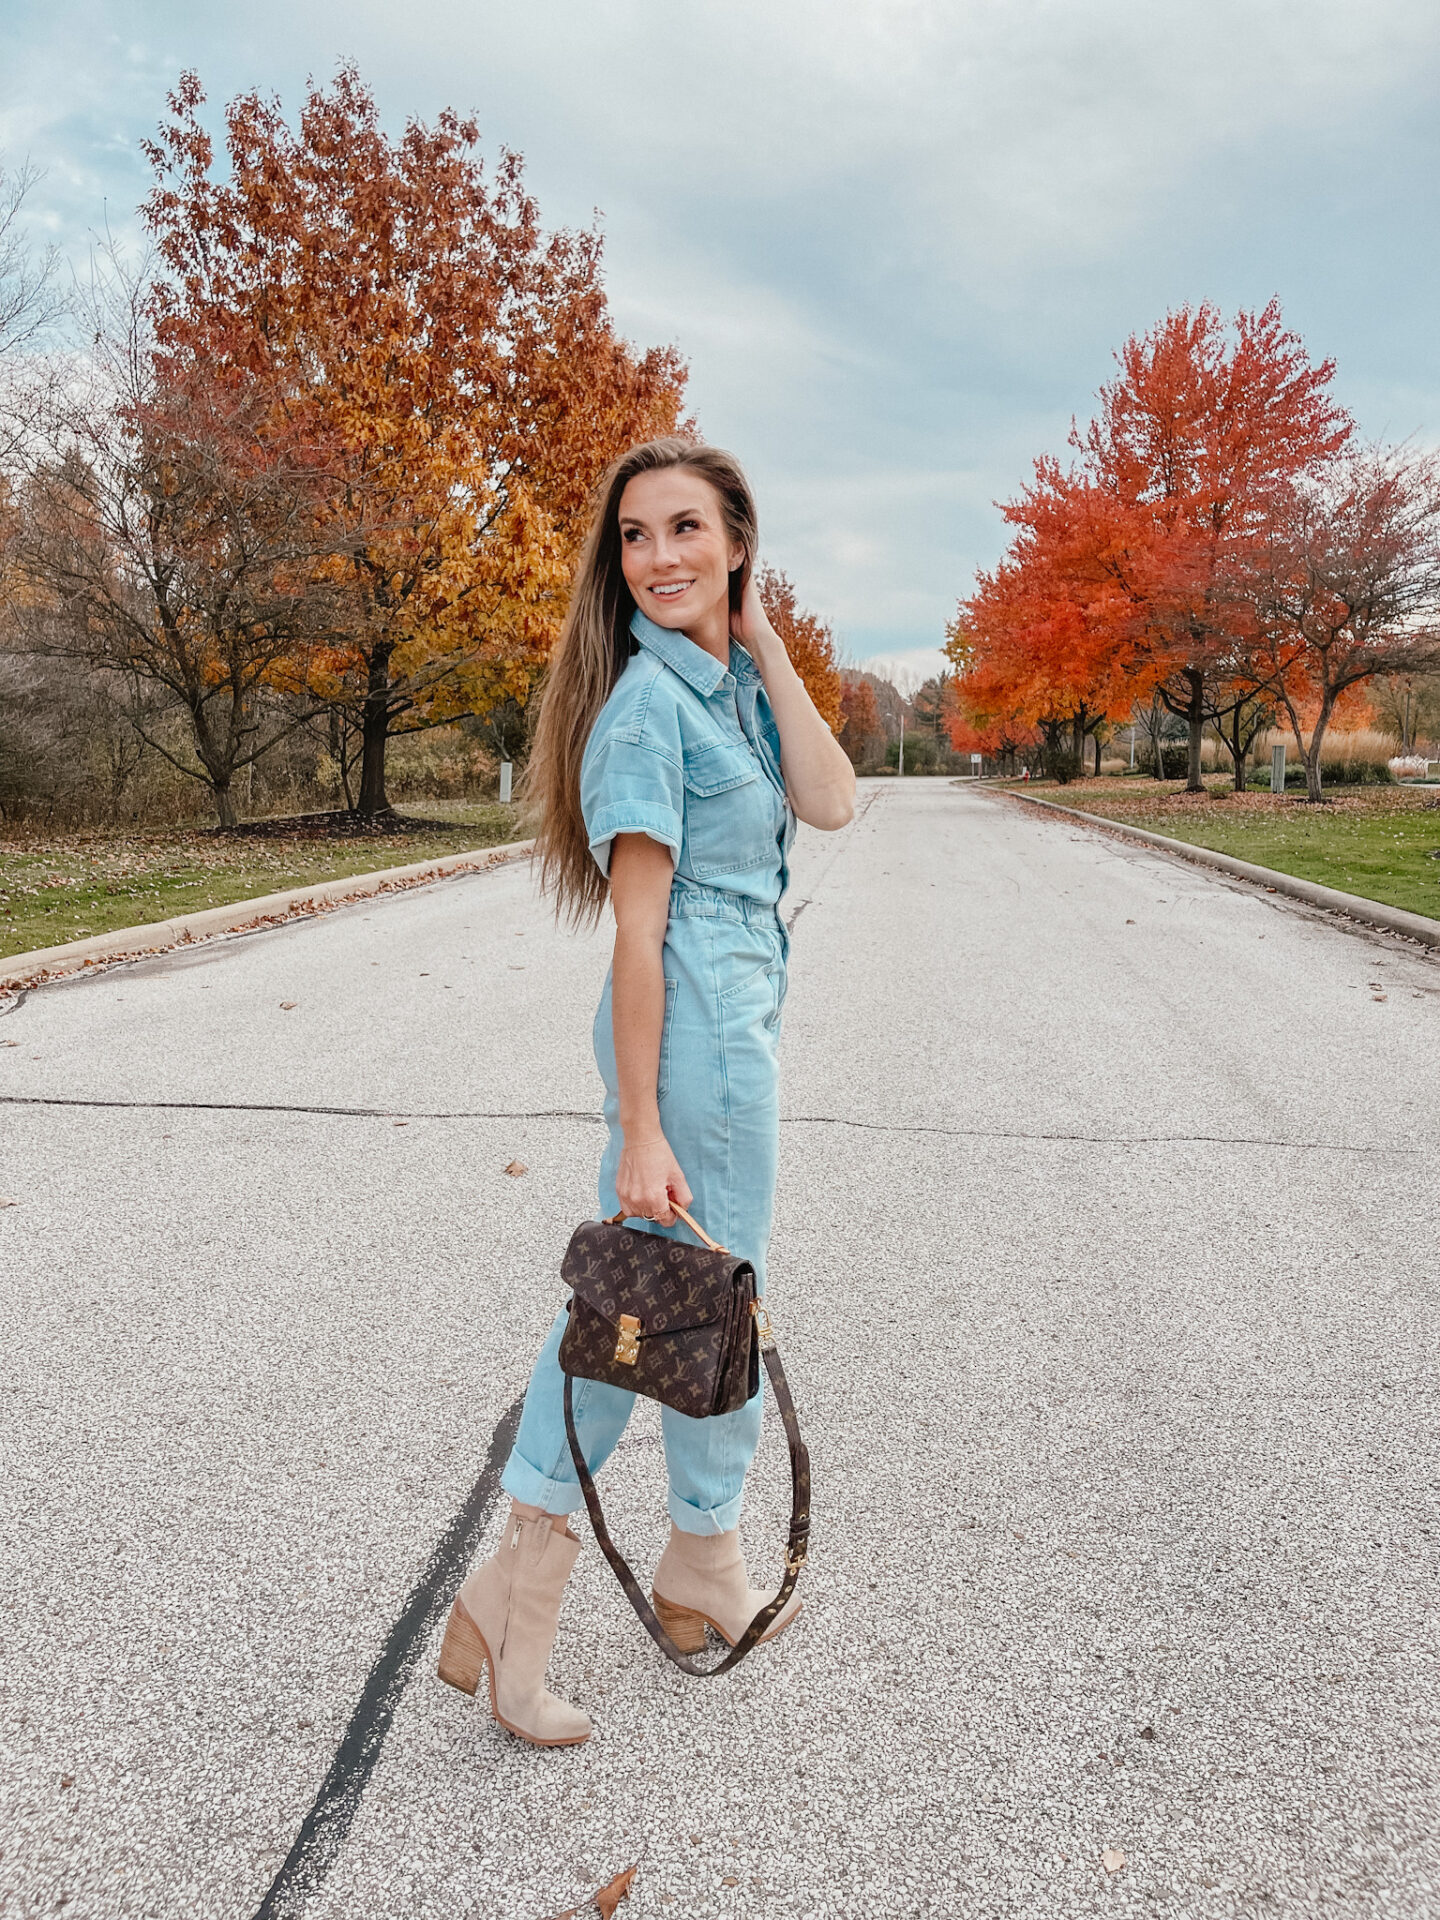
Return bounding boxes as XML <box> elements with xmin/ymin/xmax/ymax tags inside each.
<box><xmin>528</xmin><ymin>437</ymin><xmax>758</xmax><ymax>924</ymax></box>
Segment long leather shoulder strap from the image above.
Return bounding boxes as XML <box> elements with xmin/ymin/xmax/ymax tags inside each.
<box><xmin>563</xmin><ymin>1345</ymin><xmax>811</xmax><ymax>1677</ymax></box>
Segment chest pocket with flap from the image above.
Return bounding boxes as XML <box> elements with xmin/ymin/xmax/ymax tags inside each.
<box><xmin>681</xmin><ymin>739</ymin><xmax>779</xmax><ymax>878</ymax></box>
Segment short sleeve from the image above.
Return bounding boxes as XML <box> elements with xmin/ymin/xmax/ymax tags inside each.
<box><xmin>580</xmin><ymin>733</ymin><xmax>685</xmax><ymax>878</ymax></box>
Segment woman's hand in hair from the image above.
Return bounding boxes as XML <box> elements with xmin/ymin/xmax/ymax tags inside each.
<box><xmin>731</xmin><ymin>575</ymin><xmax>857</xmax><ymax>832</ymax></box>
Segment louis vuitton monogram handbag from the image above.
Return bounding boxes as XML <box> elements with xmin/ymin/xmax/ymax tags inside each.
<box><xmin>558</xmin><ymin>1201</ymin><xmax>810</xmax><ymax>1675</ymax></box>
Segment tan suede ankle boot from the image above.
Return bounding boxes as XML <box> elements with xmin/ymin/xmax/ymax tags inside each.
<box><xmin>650</xmin><ymin>1524</ymin><xmax>802</xmax><ymax>1653</ymax></box>
<box><xmin>437</xmin><ymin>1506</ymin><xmax>591</xmax><ymax>1746</ymax></box>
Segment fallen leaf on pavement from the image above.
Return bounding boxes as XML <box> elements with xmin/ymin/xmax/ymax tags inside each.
<box><xmin>1102</xmin><ymin>1848</ymin><xmax>1126</xmax><ymax>1873</ymax></box>
<box><xmin>545</xmin><ymin>1863</ymin><xmax>638</xmax><ymax>1919</ymax></box>
<box><xmin>595</xmin><ymin>1869</ymin><xmax>638</xmax><ymax>1918</ymax></box>
<box><xmin>279</xmin><ymin>1001</ymin><xmax>297</xmax><ymax>1010</ymax></box>
<box><xmin>0</xmin><ymin>1197</ymin><xmax>17</xmax><ymax>1208</ymax></box>
<box><xmin>504</xmin><ymin>1160</ymin><xmax>528</xmax><ymax>1177</ymax></box>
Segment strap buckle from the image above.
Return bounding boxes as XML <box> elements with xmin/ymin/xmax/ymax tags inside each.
<box><xmin>752</xmin><ymin>1302</ymin><xmax>776</xmax><ymax>1350</ymax></box>
<box><xmin>785</xmin><ymin>1542</ymin><xmax>808</xmax><ymax>1573</ymax></box>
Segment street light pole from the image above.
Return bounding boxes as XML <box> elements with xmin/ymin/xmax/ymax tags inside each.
<box><xmin>898</xmin><ymin>712</ymin><xmax>905</xmax><ymax>777</ymax></box>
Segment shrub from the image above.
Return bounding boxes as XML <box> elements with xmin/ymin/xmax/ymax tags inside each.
<box><xmin>1315</xmin><ymin>755</ymin><xmax>1392</xmax><ymax>786</ymax></box>
<box><xmin>1138</xmin><ymin>744</ymin><xmax>1191</xmax><ymax>780</ymax></box>
<box><xmin>887</xmin><ymin>733</ymin><xmax>941</xmax><ymax>774</ymax></box>
<box><xmin>1249</xmin><ymin>758</ymin><xmax>1393</xmax><ymax>790</ymax></box>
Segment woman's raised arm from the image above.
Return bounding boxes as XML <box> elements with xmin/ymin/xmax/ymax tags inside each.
<box><xmin>731</xmin><ymin>575</ymin><xmax>856</xmax><ymax>830</ymax></box>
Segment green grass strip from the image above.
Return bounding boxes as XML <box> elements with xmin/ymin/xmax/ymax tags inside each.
<box><xmin>1026</xmin><ymin>779</ymin><xmax>1440</xmax><ymax>921</ymax></box>
<box><xmin>0</xmin><ymin>803</ymin><xmax>523</xmax><ymax>959</ymax></box>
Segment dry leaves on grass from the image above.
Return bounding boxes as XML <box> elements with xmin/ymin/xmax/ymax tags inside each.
<box><xmin>546</xmin><ymin>1862</ymin><xmax>638</xmax><ymax>1919</ymax></box>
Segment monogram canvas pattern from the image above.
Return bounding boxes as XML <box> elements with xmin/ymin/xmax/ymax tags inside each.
<box><xmin>559</xmin><ymin>1219</ymin><xmax>759</xmax><ymax>1417</ymax></box>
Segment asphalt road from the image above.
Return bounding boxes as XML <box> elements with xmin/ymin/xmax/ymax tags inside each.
<box><xmin>2</xmin><ymin>778</ymin><xmax>1438</xmax><ymax>1920</ymax></box>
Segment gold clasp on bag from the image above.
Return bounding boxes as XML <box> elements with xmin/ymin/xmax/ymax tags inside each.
<box><xmin>614</xmin><ymin>1313</ymin><xmax>641</xmax><ymax>1366</ymax></box>
<box><xmin>751</xmin><ymin>1302</ymin><xmax>776</xmax><ymax>1350</ymax></box>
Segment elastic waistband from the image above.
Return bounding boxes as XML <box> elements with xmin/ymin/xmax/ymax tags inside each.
<box><xmin>669</xmin><ymin>878</ymin><xmax>783</xmax><ymax>931</ymax></box>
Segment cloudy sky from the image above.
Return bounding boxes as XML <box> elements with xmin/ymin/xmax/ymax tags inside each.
<box><xmin>3</xmin><ymin>0</ymin><xmax>1439</xmax><ymax>678</ymax></box>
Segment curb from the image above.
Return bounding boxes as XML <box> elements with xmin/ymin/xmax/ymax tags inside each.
<box><xmin>0</xmin><ymin>838</ymin><xmax>536</xmax><ymax>993</ymax></box>
<box><xmin>1001</xmin><ymin>791</ymin><xmax>1440</xmax><ymax>950</ymax></box>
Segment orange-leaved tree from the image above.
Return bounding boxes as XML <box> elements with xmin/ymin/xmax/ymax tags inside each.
<box><xmin>142</xmin><ymin>70</ymin><xmax>687</xmax><ymax>817</ymax></box>
<box><xmin>838</xmin><ymin>674</ymin><xmax>884</xmax><ymax>768</ymax></box>
<box><xmin>951</xmin><ymin>302</ymin><xmax>1352</xmax><ymax>790</ymax></box>
<box><xmin>756</xmin><ymin>563</ymin><xmax>843</xmax><ymax>731</ymax></box>
<box><xmin>948</xmin><ymin>467</ymin><xmax>1146</xmax><ymax>778</ymax></box>
<box><xmin>1080</xmin><ymin>301</ymin><xmax>1351</xmax><ymax>789</ymax></box>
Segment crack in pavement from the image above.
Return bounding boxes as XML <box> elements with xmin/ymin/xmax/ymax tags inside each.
<box><xmin>252</xmin><ymin>1398</ymin><xmax>522</xmax><ymax>1920</ymax></box>
<box><xmin>0</xmin><ymin>1092</ymin><xmax>1408</xmax><ymax>1154</ymax></box>
<box><xmin>779</xmin><ymin>1114</ymin><xmax>1414</xmax><ymax>1154</ymax></box>
<box><xmin>0</xmin><ymin>1093</ymin><xmax>608</xmax><ymax>1121</ymax></box>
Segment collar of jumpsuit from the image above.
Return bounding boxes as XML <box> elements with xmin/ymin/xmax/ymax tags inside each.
<box><xmin>592</xmin><ymin>607</ymin><xmax>793</xmax><ymax>916</ymax></box>
<box><xmin>628</xmin><ymin>606</ymin><xmax>763</xmax><ymax>698</ymax></box>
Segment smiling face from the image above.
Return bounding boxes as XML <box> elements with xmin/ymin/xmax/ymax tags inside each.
<box><xmin>617</xmin><ymin>466</ymin><xmax>743</xmax><ymax>635</ymax></box>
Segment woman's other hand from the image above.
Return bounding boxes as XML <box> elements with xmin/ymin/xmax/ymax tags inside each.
<box><xmin>728</xmin><ymin>569</ymin><xmax>775</xmax><ymax>656</ymax></box>
<box><xmin>730</xmin><ymin>573</ymin><xmax>856</xmax><ymax>831</ymax></box>
<box><xmin>615</xmin><ymin>1133</ymin><xmax>692</xmax><ymax>1226</ymax></box>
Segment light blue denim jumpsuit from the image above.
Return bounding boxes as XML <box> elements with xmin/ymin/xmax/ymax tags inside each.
<box><xmin>500</xmin><ymin>609</ymin><xmax>795</xmax><ymax>1535</ymax></box>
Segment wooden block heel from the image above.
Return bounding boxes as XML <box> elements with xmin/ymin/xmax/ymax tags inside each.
<box><xmin>652</xmin><ymin>1590</ymin><xmax>709</xmax><ymax>1654</ymax></box>
<box><xmin>436</xmin><ymin>1599</ymin><xmax>489</xmax><ymax>1696</ymax></box>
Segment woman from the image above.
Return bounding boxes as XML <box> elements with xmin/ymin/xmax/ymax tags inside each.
<box><xmin>437</xmin><ymin>438</ymin><xmax>855</xmax><ymax>1746</ymax></box>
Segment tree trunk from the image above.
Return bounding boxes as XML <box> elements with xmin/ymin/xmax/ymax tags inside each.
<box><xmin>1093</xmin><ymin>731</ymin><xmax>1101</xmax><ymax>776</ymax></box>
<box><xmin>1303</xmin><ymin>695</ymin><xmax>1337</xmax><ymax>803</ymax></box>
<box><xmin>187</xmin><ymin>696</ymin><xmax>240</xmax><ymax>830</ymax></box>
<box><xmin>357</xmin><ymin>645</ymin><xmax>393</xmax><ymax>819</ymax></box>
<box><xmin>1183</xmin><ymin>669</ymin><xmax>1206</xmax><ymax>792</ymax></box>
<box><xmin>1147</xmin><ymin>697</ymin><xmax>1167</xmax><ymax>781</ymax></box>
<box><xmin>1225</xmin><ymin>711</ymin><xmax>1246</xmax><ymax>793</ymax></box>
<box><xmin>212</xmin><ymin>778</ymin><xmax>237</xmax><ymax>829</ymax></box>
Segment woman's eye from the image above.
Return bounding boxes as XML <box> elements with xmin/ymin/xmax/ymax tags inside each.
<box><xmin>676</xmin><ymin>518</ymin><xmax>699</xmax><ymax>533</ymax></box>
<box><xmin>622</xmin><ymin>527</ymin><xmax>643</xmax><ymax>543</ymax></box>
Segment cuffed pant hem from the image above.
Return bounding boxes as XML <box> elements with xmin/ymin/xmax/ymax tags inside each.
<box><xmin>500</xmin><ymin>1454</ymin><xmax>586</xmax><ymax>1517</ymax></box>
<box><xmin>668</xmin><ymin>1487</ymin><xmax>744</xmax><ymax>1536</ymax></box>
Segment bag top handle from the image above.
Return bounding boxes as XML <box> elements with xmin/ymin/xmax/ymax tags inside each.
<box><xmin>605</xmin><ymin>1200</ymin><xmax>729</xmax><ymax>1256</ymax></box>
